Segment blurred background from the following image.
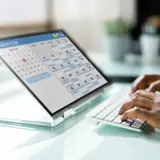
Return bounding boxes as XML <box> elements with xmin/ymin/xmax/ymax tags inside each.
<box><xmin>0</xmin><ymin>0</ymin><xmax>160</xmax><ymax>82</ymax></box>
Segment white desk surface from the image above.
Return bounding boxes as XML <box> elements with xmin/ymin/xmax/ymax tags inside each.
<box><xmin>4</xmin><ymin>121</ymin><xmax>160</xmax><ymax>160</ymax></box>
<box><xmin>88</xmin><ymin>52</ymin><xmax>160</xmax><ymax>77</ymax></box>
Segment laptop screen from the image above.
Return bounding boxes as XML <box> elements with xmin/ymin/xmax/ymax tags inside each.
<box><xmin>0</xmin><ymin>31</ymin><xmax>108</xmax><ymax>115</ymax></box>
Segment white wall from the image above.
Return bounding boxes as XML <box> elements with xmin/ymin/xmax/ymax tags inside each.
<box><xmin>0</xmin><ymin>0</ymin><xmax>47</xmax><ymax>26</ymax></box>
<box><xmin>120</xmin><ymin>0</ymin><xmax>136</xmax><ymax>22</ymax></box>
<box><xmin>54</xmin><ymin>0</ymin><xmax>136</xmax><ymax>52</ymax></box>
<box><xmin>54</xmin><ymin>0</ymin><xmax>121</xmax><ymax>21</ymax></box>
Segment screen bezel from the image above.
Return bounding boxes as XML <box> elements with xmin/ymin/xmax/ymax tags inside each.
<box><xmin>0</xmin><ymin>29</ymin><xmax>112</xmax><ymax>116</ymax></box>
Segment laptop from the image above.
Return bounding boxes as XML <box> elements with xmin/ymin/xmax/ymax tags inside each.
<box><xmin>0</xmin><ymin>30</ymin><xmax>145</xmax><ymax>131</ymax></box>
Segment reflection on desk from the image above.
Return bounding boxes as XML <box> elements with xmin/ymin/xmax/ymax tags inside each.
<box><xmin>5</xmin><ymin>121</ymin><xmax>160</xmax><ymax>160</ymax></box>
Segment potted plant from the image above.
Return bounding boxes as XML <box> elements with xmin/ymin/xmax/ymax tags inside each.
<box><xmin>104</xmin><ymin>19</ymin><xmax>131</xmax><ymax>61</ymax></box>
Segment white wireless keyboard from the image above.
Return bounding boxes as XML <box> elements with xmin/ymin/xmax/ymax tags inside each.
<box><xmin>86</xmin><ymin>87</ymin><xmax>146</xmax><ymax>132</ymax></box>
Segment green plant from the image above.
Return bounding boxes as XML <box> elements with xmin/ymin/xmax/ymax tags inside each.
<box><xmin>104</xmin><ymin>19</ymin><xmax>131</xmax><ymax>35</ymax></box>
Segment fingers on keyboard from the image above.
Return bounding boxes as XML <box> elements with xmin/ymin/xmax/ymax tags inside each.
<box><xmin>113</xmin><ymin>116</ymin><xmax>122</xmax><ymax>123</ymax></box>
<box><xmin>131</xmin><ymin>119</ymin><xmax>145</xmax><ymax>129</ymax></box>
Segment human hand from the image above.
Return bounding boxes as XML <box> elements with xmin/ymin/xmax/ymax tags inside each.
<box><xmin>130</xmin><ymin>75</ymin><xmax>160</xmax><ymax>95</ymax></box>
<box><xmin>119</xmin><ymin>90</ymin><xmax>160</xmax><ymax>128</ymax></box>
<box><xmin>147</xmin><ymin>80</ymin><xmax>160</xmax><ymax>92</ymax></box>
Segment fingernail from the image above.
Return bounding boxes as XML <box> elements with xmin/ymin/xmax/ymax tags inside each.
<box><xmin>118</xmin><ymin>112</ymin><xmax>122</xmax><ymax>115</ymax></box>
<box><xmin>118</xmin><ymin>110</ymin><xmax>122</xmax><ymax>115</ymax></box>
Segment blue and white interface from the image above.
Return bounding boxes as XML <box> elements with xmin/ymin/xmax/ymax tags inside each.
<box><xmin>0</xmin><ymin>31</ymin><xmax>107</xmax><ymax>113</ymax></box>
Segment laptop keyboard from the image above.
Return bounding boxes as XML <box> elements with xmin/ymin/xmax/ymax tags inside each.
<box><xmin>86</xmin><ymin>87</ymin><xmax>146</xmax><ymax>132</ymax></box>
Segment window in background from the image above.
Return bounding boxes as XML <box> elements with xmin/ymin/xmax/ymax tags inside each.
<box><xmin>54</xmin><ymin>0</ymin><xmax>135</xmax><ymax>52</ymax></box>
<box><xmin>0</xmin><ymin>0</ymin><xmax>54</xmax><ymax>37</ymax></box>
<box><xmin>0</xmin><ymin>0</ymin><xmax>47</xmax><ymax>26</ymax></box>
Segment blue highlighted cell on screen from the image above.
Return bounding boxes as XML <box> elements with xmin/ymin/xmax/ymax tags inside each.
<box><xmin>26</xmin><ymin>72</ymin><xmax>51</xmax><ymax>84</ymax></box>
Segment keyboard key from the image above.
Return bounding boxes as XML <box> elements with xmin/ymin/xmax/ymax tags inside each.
<box><xmin>102</xmin><ymin>107</ymin><xmax>113</xmax><ymax>115</ymax></box>
<box><xmin>90</xmin><ymin>109</ymin><xmax>102</xmax><ymax>117</ymax></box>
<box><xmin>109</xmin><ymin>108</ymin><xmax>120</xmax><ymax>117</ymax></box>
<box><xmin>89</xmin><ymin>103</ymin><xmax>107</xmax><ymax>117</ymax></box>
<box><xmin>122</xmin><ymin>120</ymin><xmax>132</xmax><ymax>126</ymax></box>
<box><xmin>96</xmin><ymin>113</ymin><xmax>106</xmax><ymax>120</ymax></box>
<box><xmin>131</xmin><ymin>119</ymin><xmax>143</xmax><ymax>129</ymax></box>
<box><xmin>136</xmin><ymin>119</ymin><xmax>145</xmax><ymax>124</ymax></box>
<box><xmin>113</xmin><ymin>116</ymin><xmax>122</xmax><ymax>124</ymax></box>
<box><xmin>127</xmin><ymin>118</ymin><xmax>135</xmax><ymax>123</ymax></box>
<box><xmin>105</xmin><ymin>115</ymin><xmax>115</xmax><ymax>122</ymax></box>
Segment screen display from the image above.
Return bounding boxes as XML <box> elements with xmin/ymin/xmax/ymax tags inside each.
<box><xmin>0</xmin><ymin>31</ymin><xmax>107</xmax><ymax>114</ymax></box>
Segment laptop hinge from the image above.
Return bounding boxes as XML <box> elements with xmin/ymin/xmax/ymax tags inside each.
<box><xmin>51</xmin><ymin>108</ymin><xmax>76</xmax><ymax>127</ymax></box>
<box><xmin>64</xmin><ymin>108</ymin><xmax>76</xmax><ymax>118</ymax></box>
